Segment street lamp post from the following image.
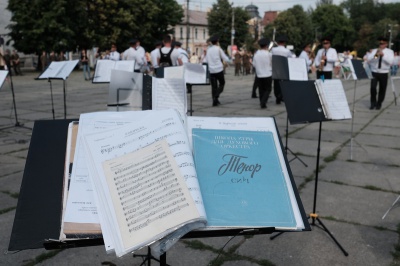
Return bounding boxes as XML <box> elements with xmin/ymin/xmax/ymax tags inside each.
<box><xmin>231</xmin><ymin>3</ymin><xmax>235</xmax><ymax>57</ymax></box>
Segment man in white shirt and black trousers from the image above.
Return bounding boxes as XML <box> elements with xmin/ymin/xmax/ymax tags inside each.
<box><xmin>271</xmin><ymin>35</ymin><xmax>292</xmax><ymax>104</ymax></box>
<box><xmin>367</xmin><ymin>36</ymin><xmax>394</xmax><ymax>110</ymax></box>
<box><xmin>314</xmin><ymin>36</ymin><xmax>338</xmax><ymax>80</ymax></box>
<box><xmin>206</xmin><ymin>35</ymin><xmax>231</xmax><ymax>107</ymax></box>
<box><xmin>252</xmin><ymin>38</ymin><xmax>272</xmax><ymax>109</ymax></box>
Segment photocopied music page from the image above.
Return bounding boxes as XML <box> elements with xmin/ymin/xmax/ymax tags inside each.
<box><xmin>101</xmin><ymin>139</ymin><xmax>201</xmax><ymax>254</ymax></box>
<box><xmin>63</xmin><ymin>111</ymin><xmax>151</xmax><ymax>251</ymax></box>
<box><xmin>0</xmin><ymin>70</ymin><xmax>7</xmax><ymax>89</ymax></box>
<box><xmin>83</xmin><ymin>109</ymin><xmax>206</xmax><ymax>257</ymax></box>
<box><xmin>152</xmin><ymin>77</ymin><xmax>187</xmax><ymax>120</ymax></box>
<box><xmin>164</xmin><ymin>66</ymin><xmax>184</xmax><ymax>79</ymax></box>
<box><xmin>288</xmin><ymin>58</ymin><xmax>308</xmax><ymax>81</ymax></box>
<box><xmin>315</xmin><ymin>79</ymin><xmax>352</xmax><ymax>120</ymax></box>
<box><xmin>184</xmin><ymin>63</ymin><xmax>207</xmax><ymax>84</ymax></box>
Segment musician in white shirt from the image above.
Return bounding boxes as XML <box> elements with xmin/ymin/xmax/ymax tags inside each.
<box><xmin>367</xmin><ymin>36</ymin><xmax>394</xmax><ymax>110</ymax></box>
<box><xmin>109</xmin><ymin>44</ymin><xmax>120</xmax><ymax>61</ymax></box>
<box><xmin>271</xmin><ymin>35</ymin><xmax>292</xmax><ymax>104</ymax></box>
<box><xmin>314</xmin><ymin>36</ymin><xmax>338</xmax><ymax>79</ymax></box>
<box><xmin>252</xmin><ymin>38</ymin><xmax>272</xmax><ymax>109</ymax></box>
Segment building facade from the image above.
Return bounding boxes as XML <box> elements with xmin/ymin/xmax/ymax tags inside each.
<box><xmin>172</xmin><ymin>7</ymin><xmax>209</xmax><ymax>57</ymax></box>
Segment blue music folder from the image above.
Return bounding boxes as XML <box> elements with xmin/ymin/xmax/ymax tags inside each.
<box><xmin>192</xmin><ymin>128</ymin><xmax>297</xmax><ymax>228</ymax></box>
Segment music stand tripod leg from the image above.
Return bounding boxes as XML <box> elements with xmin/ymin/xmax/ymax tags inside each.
<box><xmin>285</xmin><ymin>116</ymin><xmax>308</xmax><ymax>167</ymax></box>
<box><xmin>382</xmin><ymin>195</ymin><xmax>400</xmax><ymax>219</ymax></box>
<box><xmin>48</xmin><ymin>79</ymin><xmax>55</xmax><ymax>120</ymax></box>
<box><xmin>0</xmin><ymin>72</ymin><xmax>32</xmax><ymax>131</ymax></box>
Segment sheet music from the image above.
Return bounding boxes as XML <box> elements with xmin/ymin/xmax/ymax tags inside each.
<box><xmin>164</xmin><ymin>66</ymin><xmax>184</xmax><ymax>79</ymax></box>
<box><xmin>38</xmin><ymin>60</ymin><xmax>78</xmax><ymax>80</ymax></box>
<box><xmin>101</xmin><ymin>139</ymin><xmax>201</xmax><ymax>252</ymax></box>
<box><xmin>184</xmin><ymin>63</ymin><xmax>207</xmax><ymax>84</ymax></box>
<box><xmin>347</xmin><ymin>59</ymin><xmax>357</xmax><ymax>80</ymax></box>
<box><xmin>108</xmin><ymin>70</ymin><xmax>142</xmax><ymax>110</ymax></box>
<box><xmin>93</xmin><ymin>60</ymin><xmax>135</xmax><ymax>83</ymax></box>
<box><xmin>315</xmin><ymin>79</ymin><xmax>352</xmax><ymax>120</ymax></box>
<box><xmin>288</xmin><ymin>58</ymin><xmax>308</xmax><ymax>81</ymax></box>
<box><xmin>152</xmin><ymin>77</ymin><xmax>187</xmax><ymax>119</ymax></box>
<box><xmin>83</xmin><ymin>109</ymin><xmax>206</xmax><ymax>256</ymax></box>
<box><xmin>0</xmin><ymin>70</ymin><xmax>7</xmax><ymax>89</ymax></box>
<box><xmin>186</xmin><ymin>116</ymin><xmax>305</xmax><ymax>230</ymax></box>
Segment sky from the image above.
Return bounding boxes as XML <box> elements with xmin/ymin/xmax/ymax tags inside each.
<box><xmin>177</xmin><ymin>0</ymin><xmax>400</xmax><ymax>14</ymax></box>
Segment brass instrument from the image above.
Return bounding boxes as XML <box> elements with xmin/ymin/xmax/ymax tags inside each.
<box><xmin>318</xmin><ymin>49</ymin><xmax>327</xmax><ymax>71</ymax></box>
<box><xmin>310</xmin><ymin>41</ymin><xmax>319</xmax><ymax>59</ymax></box>
<box><xmin>374</xmin><ymin>49</ymin><xmax>382</xmax><ymax>59</ymax></box>
<box><xmin>268</xmin><ymin>41</ymin><xmax>277</xmax><ymax>51</ymax></box>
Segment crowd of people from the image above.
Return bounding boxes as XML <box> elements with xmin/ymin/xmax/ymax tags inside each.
<box><xmin>2</xmin><ymin>33</ymin><xmax>399</xmax><ymax>110</ymax></box>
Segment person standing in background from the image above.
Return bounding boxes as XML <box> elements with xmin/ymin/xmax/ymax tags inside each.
<box><xmin>252</xmin><ymin>38</ymin><xmax>272</xmax><ymax>109</ymax></box>
<box><xmin>109</xmin><ymin>44</ymin><xmax>120</xmax><ymax>61</ymax></box>
<box><xmin>367</xmin><ymin>36</ymin><xmax>394</xmax><ymax>110</ymax></box>
<box><xmin>271</xmin><ymin>35</ymin><xmax>292</xmax><ymax>104</ymax></box>
<box><xmin>314</xmin><ymin>36</ymin><xmax>338</xmax><ymax>80</ymax></box>
<box><xmin>81</xmin><ymin>49</ymin><xmax>90</xmax><ymax>80</ymax></box>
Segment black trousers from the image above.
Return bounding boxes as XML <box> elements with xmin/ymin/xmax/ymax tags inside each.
<box><xmin>252</xmin><ymin>74</ymin><xmax>259</xmax><ymax>96</ymax></box>
<box><xmin>370</xmin><ymin>72</ymin><xmax>388</xmax><ymax>105</ymax></box>
<box><xmin>316</xmin><ymin>70</ymin><xmax>332</xmax><ymax>79</ymax></box>
<box><xmin>259</xmin><ymin>76</ymin><xmax>272</xmax><ymax>107</ymax></box>
<box><xmin>210</xmin><ymin>71</ymin><xmax>225</xmax><ymax>100</ymax></box>
<box><xmin>273</xmin><ymin>79</ymin><xmax>283</xmax><ymax>102</ymax></box>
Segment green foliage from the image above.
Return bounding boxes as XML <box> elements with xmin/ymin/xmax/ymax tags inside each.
<box><xmin>208</xmin><ymin>0</ymin><xmax>250</xmax><ymax>51</ymax></box>
<box><xmin>263</xmin><ymin>5</ymin><xmax>313</xmax><ymax>55</ymax></box>
<box><xmin>311</xmin><ymin>4</ymin><xmax>355</xmax><ymax>51</ymax></box>
<box><xmin>7</xmin><ymin>0</ymin><xmax>183</xmax><ymax>54</ymax></box>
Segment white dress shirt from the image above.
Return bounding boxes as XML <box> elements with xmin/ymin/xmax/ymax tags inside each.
<box><xmin>299</xmin><ymin>50</ymin><xmax>312</xmax><ymax>71</ymax></box>
<box><xmin>109</xmin><ymin>51</ymin><xmax>120</xmax><ymax>61</ymax></box>
<box><xmin>150</xmin><ymin>48</ymin><xmax>160</xmax><ymax>68</ymax></box>
<box><xmin>271</xmin><ymin>45</ymin><xmax>292</xmax><ymax>58</ymax></box>
<box><xmin>205</xmin><ymin>45</ymin><xmax>230</xmax><ymax>74</ymax></box>
<box><xmin>122</xmin><ymin>47</ymin><xmax>136</xmax><ymax>60</ymax></box>
<box><xmin>314</xmin><ymin>47</ymin><xmax>338</xmax><ymax>71</ymax></box>
<box><xmin>252</xmin><ymin>49</ymin><xmax>272</xmax><ymax>78</ymax></box>
<box><xmin>134</xmin><ymin>45</ymin><xmax>146</xmax><ymax>70</ymax></box>
<box><xmin>367</xmin><ymin>47</ymin><xmax>394</xmax><ymax>73</ymax></box>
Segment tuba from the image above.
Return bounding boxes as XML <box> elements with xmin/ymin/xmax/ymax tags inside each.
<box><xmin>310</xmin><ymin>41</ymin><xmax>319</xmax><ymax>59</ymax></box>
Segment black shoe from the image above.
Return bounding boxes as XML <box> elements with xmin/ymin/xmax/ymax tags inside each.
<box><xmin>376</xmin><ymin>104</ymin><xmax>381</xmax><ymax>110</ymax></box>
<box><xmin>216</xmin><ymin>99</ymin><xmax>221</xmax><ymax>105</ymax></box>
<box><xmin>252</xmin><ymin>94</ymin><xmax>257</xmax><ymax>98</ymax></box>
<box><xmin>261</xmin><ymin>104</ymin><xmax>267</xmax><ymax>109</ymax></box>
<box><xmin>369</xmin><ymin>104</ymin><xmax>376</xmax><ymax>110</ymax></box>
<box><xmin>276</xmin><ymin>99</ymin><xmax>281</xmax><ymax>104</ymax></box>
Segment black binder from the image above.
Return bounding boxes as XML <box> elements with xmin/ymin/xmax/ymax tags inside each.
<box><xmin>280</xmin><ymin>80</ymin><xmax>328</xmax><ymax>124</ymax></box>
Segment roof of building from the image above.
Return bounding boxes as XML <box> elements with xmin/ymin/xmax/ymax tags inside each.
<box><xmin>181</xmin><ymin>9</ymin><xmax>208</xmax><ymax>26</ymax></box>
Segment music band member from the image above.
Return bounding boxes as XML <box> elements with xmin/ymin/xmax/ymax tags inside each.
<box><xmin>367</xmin><ymin>36</ymin><xmax>394</xmax><ymax>110</ymax></box>
<box><xmin>314</xmin><ymin>37</ymin><xmax>338</xmax><ymax>80</ymax></box>
<box><xmin>299</xmin><ymin>43</ymin><xmax>313</xmax><ymax>73</ymax></box>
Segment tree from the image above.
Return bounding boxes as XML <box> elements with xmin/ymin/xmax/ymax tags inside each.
<box><xmin>263</xmin><ymin>5</ymin><xmax>313</xmax><ymax>55</ymax></box>
<box><xmin>207</xmin><ymin>0</ymin><xmax>250</xmax><ymax>51</ymax></box>
<box><xmin>311</xmin><ymin>4</ymin><xmax>355</xmax><ymax>51</ymax></box>
<box><xmin>6</xmin><ymin>0</ymin><xmax>183</xmax><ymax>54</ymax></box>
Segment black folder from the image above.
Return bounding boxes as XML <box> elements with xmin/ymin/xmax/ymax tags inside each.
<box><xmin>280</xmin><ymin>80</ymin><xmax>328</xmax><ymax>124</ymax></box>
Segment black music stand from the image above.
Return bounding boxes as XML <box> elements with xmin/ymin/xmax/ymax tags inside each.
<box><xmin>36</xmin><ymin>60</ymin><xmax>79</xmax><ymax>119</ymax></box>
<box><xmin>0</xmin><ymin>70</ymin><xmax>31</xmax><ymax>131</ymax></box>
<box><xmin>348</xmin><ymin>59</ymin><xmax>371</xmax><ymax>160</ymax></box>
<box><xmin>271</xmin><ymin>80</ymin><xmax>349</xmax><ymax>256</ymax></box>
<box><xmin>8</xmin><ymin>117</ymin><xmax>310</xmax><ymax>266</ymax></box>
<box><xmin>272</xmin><ymin>56</ymin><xmax>309</xmax><ymax>167</ymax></box>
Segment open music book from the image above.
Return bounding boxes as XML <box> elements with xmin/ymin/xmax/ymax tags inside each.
<box><xmin>314</xmin><ymin>79</ymin><xmax>352</xmax><ymax>120</ymax></box>
<box><xmin>93</xmin><ymin>60</ymin><xmax>135</xmax><ymax>83</ymax></box>
<box><xmin>272</xmin><ymin>55</ymin><xmax>308</xmax><ymax>81</ymax></box>
<box><xmin>60</xmin><ymin>109</ymin><xmax>308</xmax><ymax>257</ymax></box>
<box><xmin>37</xmin><ymin>60</ymin><xmax>79</xmax><ymax>80</ymax></box>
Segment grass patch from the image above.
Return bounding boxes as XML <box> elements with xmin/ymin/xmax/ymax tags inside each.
<box><xmin>22</xmin><ymin>250</ymin><xmax>63</xmax><ymax>266</ymax></box>
<box><xmin>364</xmin><ymin>185</ymin><xmax>383</xmax><ymax>191</ymax></box>
<box><xmin>323</xmin><ymin>149</ymin><xmax>341</xmax><ymax>163</ymax></box>
<box><xmin>329</xmin><ymin>180</ymin><xmax>347</xmax><ymax>185</ymax></box>
<box><xmin>390</xmin><ymin>223</ymin><xmax>400</xmax><ymax>265</ymax></box>
<box><xmin>0</xmin><ymin>206</ymin><xmax>16</xmax><ymax>215</ymax></box>
<box><xmin>1</xmin><ymin>190</ymin><xmax>20</xmax><ymax>198</ymax></box>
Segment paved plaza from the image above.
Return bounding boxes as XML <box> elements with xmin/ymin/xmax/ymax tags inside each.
<box><xmin>0</xmin><ymin>67</ymin><xmax>400</xmax><ymax>266</ymax></box>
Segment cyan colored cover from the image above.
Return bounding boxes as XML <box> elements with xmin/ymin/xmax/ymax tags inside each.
<box><xmin>192</xmin><ymin>128</ymin><xmax>296</xmax><ymax>228</ymax></box>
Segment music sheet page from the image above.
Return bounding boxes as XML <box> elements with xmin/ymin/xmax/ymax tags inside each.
<box><xmin>288</xmin><ymin>58</ymin><xmax>308</xmax><ymax>81</ymax></box>
<box><xmin>0</xmin><ymin>70</ymin><xmax>7</xmax><ymax>89</ymax></box>
<box><xmin>164</xmin><ymin>66</ymin><xmax>184</xmax><ymax>79</ymax></box>
<box><xmin>93</xmin><ymin>60</ymin><xmax>116</xmax><ymax>82</ymax></box>
<box><xmin>102</xmin><ymin>139</ymin><xmax>201</xmax><ymax>252</ymax></box>
<box><xmin>83</xmin><ymin>109</ymin><xmax>206</xmax><ymax>256</ymax></box>
<box><xmin>152</xmin><ymin>77</ymin><xmax>187</xmax><ymax>120</ymax></box>
<box><xmin>184</xmin><ymin>63</ymin><xmax>207</xmax><ymax>84</ymax></box>
<box><xmin>115</xmin><ymin>60</ymin><xmax>135</xmax><ymax>72</ymax></box>
<box><xmin>315</xmin><ymin>79</ymin><xmax>352</xmax><ymax>120</ymax></box>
